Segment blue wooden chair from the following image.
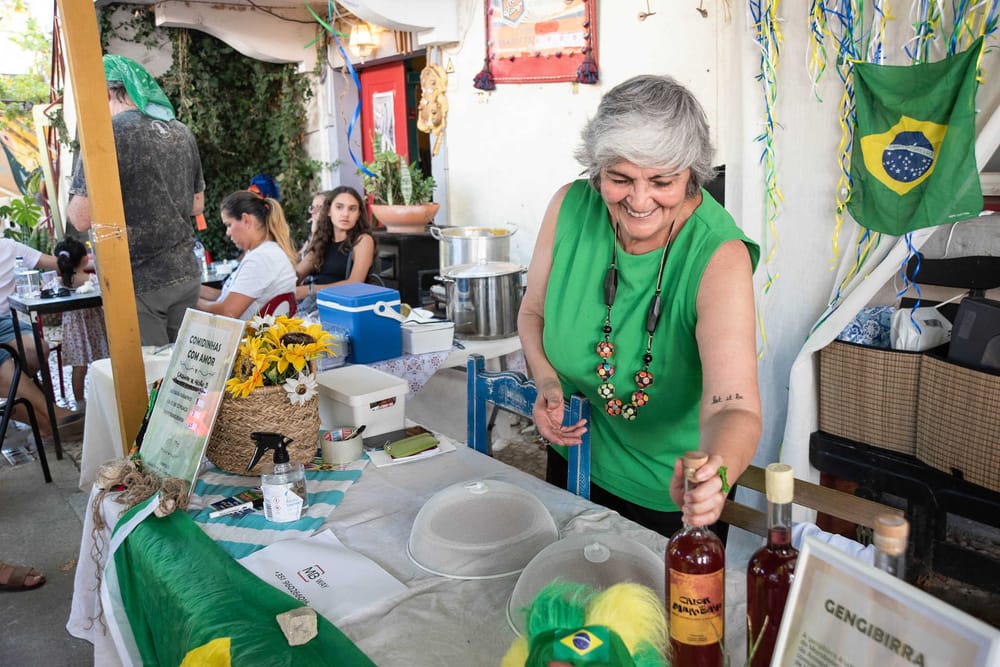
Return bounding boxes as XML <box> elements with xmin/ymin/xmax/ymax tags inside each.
<box><xmin>467</xmin><ymin>353</ymin><xmax>591</xmax><ymax>499</ymax></box>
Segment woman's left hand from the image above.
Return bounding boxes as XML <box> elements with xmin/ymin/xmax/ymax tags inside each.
<box><xmin>669</xmin><ymin>454</ymin><xmax>727</xmax><ymax>527</ymax></box>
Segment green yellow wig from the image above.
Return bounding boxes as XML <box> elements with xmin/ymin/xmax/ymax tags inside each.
<box><xmin>502</xmin><ymin>581</ymin><xmax>669</xmax><ymax>667</ymax></box>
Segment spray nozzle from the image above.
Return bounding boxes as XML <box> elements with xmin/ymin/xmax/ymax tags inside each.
<box><xmin>246</xmin><ymin>431</ymin><xmax>294</xmax><ymax>472</ymax></box>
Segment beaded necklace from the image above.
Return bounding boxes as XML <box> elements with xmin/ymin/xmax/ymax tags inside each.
<box><xmin>595</xmin><ymin>217</ymin><xmax>677</xmax><ymax>420</ymax></box>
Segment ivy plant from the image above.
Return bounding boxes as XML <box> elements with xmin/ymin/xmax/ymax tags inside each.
<box><xmin>97</xmin><ymin>4</ymin><xmax>320</xmax><ymax>261</ymax></box>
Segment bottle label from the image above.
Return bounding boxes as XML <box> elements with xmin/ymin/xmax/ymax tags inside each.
<box><xmin>668</xmin><ymin>568</ymin><xmax>725</xmax><ymax>646</ymax></box>
<box><xmin>263</xmin><ymin>482</ymin><xmax>304</xmax><ymax>523</ymax></box>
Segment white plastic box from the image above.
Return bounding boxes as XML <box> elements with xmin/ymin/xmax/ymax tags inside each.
<box><xmin>316</xmin><ymin>365</ymin><xmax>407</xmax><ymax>437</ymax></box>
<box><xmin>402</xmin><ymin>321</ymin><xmax>455</xmax><ymax>354</ymax></box>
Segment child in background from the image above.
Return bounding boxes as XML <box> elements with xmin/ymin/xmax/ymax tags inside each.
<box><xmin>55</xmin><ymin>237</ymin><xmax>108</xmax><ymax>411</ymax></box>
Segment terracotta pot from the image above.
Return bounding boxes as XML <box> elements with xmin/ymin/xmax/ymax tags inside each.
<box><xmin>371</xmin><ymin>203</ymin><xmax>441</xmax><ymax>232</ymax></box>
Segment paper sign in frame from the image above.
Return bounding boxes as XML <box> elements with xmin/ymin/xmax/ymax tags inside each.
<box><xmin>772</xmin><ymin>537</ymin><xmax>1000</xmax><ymax>666</ymax></box>
<box><xmin>137</xmin><ymin>309</ymin><xmax>245</xmax><ymax>494</ymax></box>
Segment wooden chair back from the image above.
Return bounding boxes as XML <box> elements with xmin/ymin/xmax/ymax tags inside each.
<box><xmin>722</xmin><ymin>464</ymin><xmax>903</xmax><ymax>538</ymax></box>
<box><xmin>466</xmin><ymin>353</ymin><xmax>591</xmax><ymax>499</ymax></box>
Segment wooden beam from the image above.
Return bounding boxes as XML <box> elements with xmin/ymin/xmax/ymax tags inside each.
<box><xmin>57</xmin><ymin>0</ymin><xmax>147</xmax><ymax>455</ymax></box>
<box><xmin>732</xmin><ymin>464</ymin><xmax>904</xmax><ymax>531</ymax></box>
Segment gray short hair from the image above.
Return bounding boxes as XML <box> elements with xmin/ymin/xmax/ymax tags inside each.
<box><xmin>575</xmin><ymin>75</ymin><xmax>715</xmax><ymax>197</ymax></box>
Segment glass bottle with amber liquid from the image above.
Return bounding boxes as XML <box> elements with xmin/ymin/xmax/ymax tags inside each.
<box><xmin>746</xmin><ymin>462</ymin><xmax>798</xmax><ymax>667</ymax></box>
<box><xmin>666</xmin><ymin>451</ymin><xmax>726</xmax><ymax>667</ymax></box>
<box><xmin>873</xmin><ymin>513</ymin><xmax>909</xmax><ymax>579</ymax></box>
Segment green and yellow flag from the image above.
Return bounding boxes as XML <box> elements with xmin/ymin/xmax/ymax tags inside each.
<box><xmin>103</xmin><ymin>494</ymin><xmax>375</xmax><ymax>667</ymax></box>
<box><xmin>848</xmin><ymin>38</ymin><xmax>984</xmax><ymax>236</ymax></box>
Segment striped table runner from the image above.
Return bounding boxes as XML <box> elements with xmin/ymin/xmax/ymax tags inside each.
<box><xmin>187</xmin><ymin>462</ymin><xmax>365</xmax><ymax>559</ymax></box>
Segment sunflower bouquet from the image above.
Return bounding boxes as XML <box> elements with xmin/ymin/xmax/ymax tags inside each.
<box><xmin>225</xmin><ymin>314</ymin><xmax>335</xmax><ymax>405</ymax></box>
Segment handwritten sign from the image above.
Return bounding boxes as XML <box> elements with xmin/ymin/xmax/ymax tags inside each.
<box><xmin>138</xmin><ymin>309</ymin><xmax>244</xmax><ymax>491</ymax></box>
<box><xmin>772</xmin><ymin>537</ymin><xmax>1000</xmax><ymax>666</ymax></box>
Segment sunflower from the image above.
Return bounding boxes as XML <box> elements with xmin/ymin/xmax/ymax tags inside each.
<box><xmin>223</xmin><ymin>314</ymin><xmax>336</xmax><ymax>401</ymax></box>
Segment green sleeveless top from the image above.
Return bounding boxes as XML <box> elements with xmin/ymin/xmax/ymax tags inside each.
<box><xmin>543</xmin><ymin>179</ymin><xmax>760</xmax><ymax>511</ymax></box>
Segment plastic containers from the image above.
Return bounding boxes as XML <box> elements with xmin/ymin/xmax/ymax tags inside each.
<box><xmin>315</xmin><ymin>365</ymin><xmax>407</xmax><ymax>437</ymax></box>
<box><xmin>507</xmin><ymin>533</ymin><xmax>664</xmax><ymax>635</ymax></box>
<box><xmin>316</xmin><ymin>283</ymin><xmax>402</xmax><ymax>363</ymax></box>
<box><xmin>407</xmin><ymin>479</ymin><xmax>558</xmax><ymax>579</ymax></box>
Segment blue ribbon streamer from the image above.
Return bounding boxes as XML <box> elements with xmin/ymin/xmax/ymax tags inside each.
<box><xmin>895</xmin><ymin>232</ymin><xmax>923</xmax><ymax>335</ymax></box>
<box><xmin>307</xmin><ymin>3</ymin><xmax>375</xmax><ymax>177</ymax></box>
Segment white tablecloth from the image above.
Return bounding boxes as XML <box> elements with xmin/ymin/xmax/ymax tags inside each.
<box><xmin>357</xmin><ymin>335</ymin><xmax>524</xmax><ymax>398</ymax></box>
<box><xmin>78</xmin><ymin>351</ymin><xmax>171</xmax><ymax>491</ymax></box>
<box><xmin>68</xmin><ymin>440</ymin><xmax>748</xmax><ymax>666</ymax></box>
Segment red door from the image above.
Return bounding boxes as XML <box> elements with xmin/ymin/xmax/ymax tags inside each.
<box><xmin>360</xmin><ymin>62</ymin><xmax>409</xmax><ymax>163</ymax></box>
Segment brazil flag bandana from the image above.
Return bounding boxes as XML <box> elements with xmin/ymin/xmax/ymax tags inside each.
<box><xmin>102</xmin><ymin>494</ymin><xmax>374</xmax><ymax>667</ymax></box>
<box><xmin>847</xmin><ymin>38</ymin><xmax>984</xmax><ymax>236</ymax></box>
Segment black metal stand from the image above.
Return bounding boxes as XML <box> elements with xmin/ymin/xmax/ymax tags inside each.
<box><xmin>810</xmin><ymin>431</ymin><xmax>1000</xmax><ymax>592</ymax></box>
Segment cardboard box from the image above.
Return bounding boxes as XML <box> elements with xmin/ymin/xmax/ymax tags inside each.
<box><xmin>317</xmin><ymin>284</ymin><xmax>402</xmax><ymax>363</ymax></box>
<box><xmin>402</xmin><ymin>320</ymin><xmax>454</xmax><ymax>354</ymax></box>
<box><xmin>316</xmin><ymin>365</ymin><xmax>407</xmax><ymax>437</ymax></box>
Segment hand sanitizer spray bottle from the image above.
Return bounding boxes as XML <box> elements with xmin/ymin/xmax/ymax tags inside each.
<box><xmin>246</xmin><ymin>432</ymin><xmax>308</xmax><ymax>523</ymax></box>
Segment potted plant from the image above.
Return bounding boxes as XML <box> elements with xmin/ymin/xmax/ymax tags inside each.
<box><xmin>361</xmin><ymin>134</ymin><xmax>439</xmax><ymax>231</ymax></box>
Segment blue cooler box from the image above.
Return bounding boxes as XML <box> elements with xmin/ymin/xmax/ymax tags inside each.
<box><xmin>317</xmin><ymin>284</ymin><xmax>402</xmax><ymax>363</ymax></box>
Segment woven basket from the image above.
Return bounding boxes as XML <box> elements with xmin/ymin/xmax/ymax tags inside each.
<box><xmin>916</xmin><ymin>354</ymin><xmax>1000</xmax><ymax>493</ymax></box>
<box><xmin>205</xmin><ymin>384</ymin><xmax>320</xmax><ymax>475</ymax></box>
<box><xmin>817</xmin><ymin>341</ymin><xmax>922</xmax><ymax>454</ymax></box>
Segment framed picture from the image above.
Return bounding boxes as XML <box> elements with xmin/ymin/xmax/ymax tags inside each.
<box><xmin>138</xmin><ymin>310</ymin><xmax>244</xmax><ymax>494</ymax></box>
<box><xmin>371</xmin><ymin>91</ymin><xmax>397</xmax><ymax>153</ymax></box>
<box><xmin>772</xmin><ymin>537</ymin><xmax>1000</xmax><ymax>666</ymax></box>
<box><xmin>483</xmin><ymin>0</ymin><xmax>598</xmax><ymax>85</ymax></box>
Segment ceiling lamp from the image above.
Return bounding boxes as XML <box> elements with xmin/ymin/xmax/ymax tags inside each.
<box><xmin>349</xmin><ymin>22</ymin><xmax>379</xmax><ymax>61</ymax></box>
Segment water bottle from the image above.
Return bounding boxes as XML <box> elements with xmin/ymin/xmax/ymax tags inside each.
<box><xmin>14</xmin><ymin>256</ymin><xmax>40</xmax><ymax>299</ymax></box>
<box><xmin>193</xmin><ymin>237</ymin><xmax>209</xmax><ymax>275</ymax></box>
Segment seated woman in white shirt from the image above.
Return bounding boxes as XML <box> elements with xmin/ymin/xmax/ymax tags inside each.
<box><xmin>197</xmin><ymin>190</ymin><xmax>298</xmax><ymax>320</ymax></box>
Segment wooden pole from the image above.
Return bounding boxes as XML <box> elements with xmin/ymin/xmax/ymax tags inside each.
<box><xmin>57</xmin><ymin>0</ymin><xmax>147</xmax><ymax>455</ymax></box>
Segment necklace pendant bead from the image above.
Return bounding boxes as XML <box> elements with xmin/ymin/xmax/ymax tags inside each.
<box><xmin>596</xmin><ymin>362</ymin><xmax>615</xmax><ymax>380</ymax></box>
<box><xmin>630</xmin><ymin>389</ymin><xmax>649</xmax><ymax>406</ymax></box>
<box><xmin>597</xmin><ymin>382</ymin><xmax>615</xmax><ymax>399</ymax></box>
<box><xmin>634</xmin><ymin>369</ymin><xmax>654</xmax><ymax>388</ymax></box>
<box><xmin>605</xmin><ymin>398</ymin><xmax>623</xmax><ymax>416</ymax></box>
<box><xmin>621</xmin><ymin>404</ymin><xmax>639</xmax><ymax>420</ymax></box>
<box><xmin>595</xmin><ymin>340</ymin><xmax>614</xmax><ymax>359</ymax></box>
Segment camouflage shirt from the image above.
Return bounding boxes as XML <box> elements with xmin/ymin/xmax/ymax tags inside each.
<box><xmin>69</xmin><ymin>110</ymin><xmax>204</xmax><ymax>294</ymax></box>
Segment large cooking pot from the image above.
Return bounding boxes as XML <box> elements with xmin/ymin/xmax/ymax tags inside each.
<box><xmin>438</xmin><ymin>261</ymin><xmax>525</xmax><ymax>340</ymax></box>
<box><xmin>430</xmin><ymin>224</ymin><xmax>517</xmax><ymax>273</ymax></box>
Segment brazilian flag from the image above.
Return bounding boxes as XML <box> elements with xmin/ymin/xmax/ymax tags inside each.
<box><xmin>102</xmin><ymin>494</ymin><xmax>375</xmax><ymax>666</ymax></box>
<box><xmin>848</xmin><ymin>38</ymin><xmax>984</xmax><ymax>236</ymax></box>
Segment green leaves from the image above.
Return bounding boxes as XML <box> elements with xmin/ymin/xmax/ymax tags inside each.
<box><xmin>99</xmin><ymin>5</ymin><xmax>320</xmax><ymax>260</ymax></box>
<box><xmin>361</xmin><ymin>133</ymin><xmax>435</xmax><ymax>206</ymax></box>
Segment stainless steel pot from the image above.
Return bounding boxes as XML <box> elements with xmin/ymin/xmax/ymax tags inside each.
<box><xmin>438</xmin><ymin>261</ymin><xmax>525</xmax><ymax>340</ymax></box>
<box><xmin>430</xmin><ymin>224</ymin><xmax>517</xmax><ymax>273</ymax></box>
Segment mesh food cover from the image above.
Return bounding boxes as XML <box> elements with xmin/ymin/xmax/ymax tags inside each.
<box><xmin>407</xmin><ymin>479</ymin><xmax>558</xmax><ymax>579</ymax></box>
<box><xmin>507</xmin><ymin>533</ymin><xmax>665</xmax><ymax>634</ymax></box>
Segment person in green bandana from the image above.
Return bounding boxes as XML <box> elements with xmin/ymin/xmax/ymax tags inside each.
<box><xmin>67</xmin><ymin>54</ymin><xmax>205</xmax><ymax>346</ymax></box>
<box><xmin>518</xmin><ymin>74</ymin><xmax>762</xmax><ymax>539</ymax></box>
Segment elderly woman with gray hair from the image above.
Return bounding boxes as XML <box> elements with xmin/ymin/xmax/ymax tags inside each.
<box><xmin>518</xmin><ymin>74</ymin><xmax>762</xmax><ymax>539</ymax></box>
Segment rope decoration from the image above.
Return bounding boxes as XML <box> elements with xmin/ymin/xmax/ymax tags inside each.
<box><xmin>473</xmin><ymin>3</ymin><xmax>496</xmax><ymax>91</ymax></box>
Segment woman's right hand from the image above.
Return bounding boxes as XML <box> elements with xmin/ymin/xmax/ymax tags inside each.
<box><xmin>533</xmin><ymin>378</ymin><xmax>587</xmax><ymax>446</ymax></box>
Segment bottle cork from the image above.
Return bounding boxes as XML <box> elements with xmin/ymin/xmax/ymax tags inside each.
<box><xmin>873</xmin><ymin>514</ymin><xmax>909</xmax><ymax>557</ymax></box>
<box><xmin>683</xmin><ymin>451</ymin><xmax>709</xmax><ymax>482</ymax></box>
<box><xmin>765</xmin><ymin>463</ymin><xmax>795</xmax><ymax>504</ymax></box>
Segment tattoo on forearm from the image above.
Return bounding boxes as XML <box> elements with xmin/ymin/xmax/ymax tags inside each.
<box><xmin>711</xmin><ymin>393</ymin><xmax>744</xmax><ymax>404</ymax></box>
